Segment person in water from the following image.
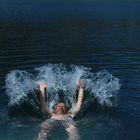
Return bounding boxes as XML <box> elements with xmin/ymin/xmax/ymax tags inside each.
<box><xmin>37</xmin><ymin>80</ymin><xmax>85</xmax><ymax>140</ymax></box>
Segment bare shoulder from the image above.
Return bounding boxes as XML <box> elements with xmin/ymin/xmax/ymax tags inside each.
<box><xmin>68</xmin><ymin>112</ymin><xmax>76</xmax><ymax>118</ymax></box>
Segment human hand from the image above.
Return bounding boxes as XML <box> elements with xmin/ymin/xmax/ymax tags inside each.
<box><xmin>40</xmin><ymin>82</ymin><xmax>47</xmax><ymax>93</ymax></box>
<box><xmin>78</xmin><ymin>79</ymin><xmax>85</xmax><ymax>88</ymax></box>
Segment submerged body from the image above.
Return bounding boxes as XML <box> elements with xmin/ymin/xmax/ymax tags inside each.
<box><xmin>38</xmin><ymin>115</ymin><xmax>79</xmax><ymax>140</ymax></box>
<box><xmin>37</xmin><ymin>80</ymin><xmax>84</xmax><ymax>140</ymax></box>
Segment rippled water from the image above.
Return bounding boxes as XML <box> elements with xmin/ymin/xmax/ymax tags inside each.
<box><xmin>0</xmin><ymin>1</ymin><xmax>140</xmax><ymax>140</ymax></box>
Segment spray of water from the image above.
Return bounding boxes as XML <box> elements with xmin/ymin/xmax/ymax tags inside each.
<box><xmin>5</xmin><ymin>64</ymin><xmax>121</xmax><ymax>112</ymax></box>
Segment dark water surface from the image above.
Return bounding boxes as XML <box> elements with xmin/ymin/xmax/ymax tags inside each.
<box><xmin>0</xmin><ymin>0</ymin><xmax>140</xmax><ymax>140</ymax></box>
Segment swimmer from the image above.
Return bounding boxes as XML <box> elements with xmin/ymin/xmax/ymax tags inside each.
<box><xmin>37</xmin><ymin>80</ymin><xmax>85</xmax><ymax>140</ymax></box>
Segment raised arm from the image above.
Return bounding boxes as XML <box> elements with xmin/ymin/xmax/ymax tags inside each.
<box><xmin>76</xmin><ymin>86</ymin><xmax>84</xmax><ymax>111</ymax></box>
<box><xmin>70</xmin><ymin>80</ymin><xmax>84</xmax><ymax>118</ymax></box>
<box><xmin>39</xmin><ymin>83</ymin><xmax>51</xmax><ymax>118</ymax></box>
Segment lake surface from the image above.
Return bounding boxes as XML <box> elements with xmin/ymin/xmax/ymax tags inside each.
<box><xmin>0</xmin><ymin>0</ymin><xmax>140</xmax><ymax>140</ymax></box>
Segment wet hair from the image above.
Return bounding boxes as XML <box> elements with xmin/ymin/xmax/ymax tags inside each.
<box><xmin>53</xmin><ymin>102</ymin><xmax>68</xmax><ymax>114</ymax></box>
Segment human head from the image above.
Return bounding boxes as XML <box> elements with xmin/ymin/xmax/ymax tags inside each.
<box><xmin>54</xmin><ymin>103</ymin><xmax>68</xmax><ymax>114</ymax></box>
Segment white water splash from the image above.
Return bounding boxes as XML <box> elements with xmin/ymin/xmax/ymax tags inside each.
<box><xmin>5</xmin><ymin>70</ymin><xmax>36</xmax><ymax>105</ymax></box>
<box><xmin>5</xmin><ymin>64</ymin><xmax>121</xmax><ymax>110</ymax></box>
